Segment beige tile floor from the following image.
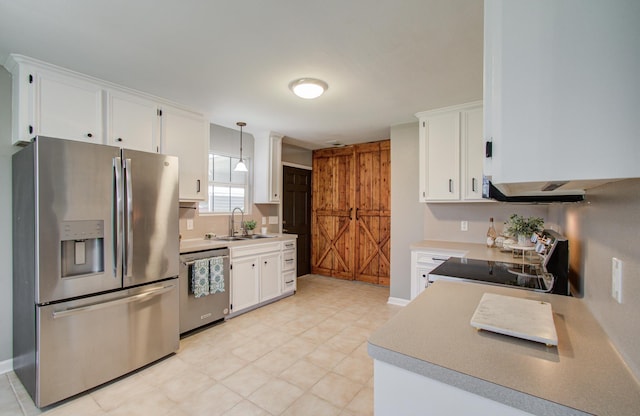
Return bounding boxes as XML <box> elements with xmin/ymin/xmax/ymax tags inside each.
<box><xmin>1</xmin><ymin>275</ymin><xmax>401</xmax><ymax>416</ymax></box>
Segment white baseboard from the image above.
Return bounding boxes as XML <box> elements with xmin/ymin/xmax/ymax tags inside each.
<box><xmin>387</xmin><ymin>297</ymin><xmax>410</xmax><ymax>307</ymax></box>
<box><xmin>0</xmin><ymin>358</ymin><xmax>13</xmax><ymax>375</ymax></box>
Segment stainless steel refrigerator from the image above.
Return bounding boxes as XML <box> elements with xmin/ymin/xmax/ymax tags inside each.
<box><xmin>12</xmin><ymin>136</ymin><xmax>180</xmax><ymax>407</ymax></box>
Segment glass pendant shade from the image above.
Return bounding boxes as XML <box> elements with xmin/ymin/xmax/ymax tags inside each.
<box><xmin>234</xmin><ymin>121</ymin><xmax>248</xmax><ymax>172</ymax></box>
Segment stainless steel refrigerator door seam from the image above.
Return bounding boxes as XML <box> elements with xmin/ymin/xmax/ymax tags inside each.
<box><xmin>113</xmin><ymin>156</ymin><xmax>123</xmax><ymax>279</ymax></box>
<box><xmin>124</xmin><ymin>157</ymin><xmax>133</xmax><ymax>279</ymax></box>
<box><xmin>51</xmin><ymin>284</ymin><xmax>175</xmax><ymax>319</ymax></box>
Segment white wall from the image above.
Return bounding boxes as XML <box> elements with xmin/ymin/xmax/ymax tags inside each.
<box><xmin>0</xmin><ymin>65</ymin><xmax>16</xmax><ymax>364</ymax></box>
<box><xmin>282</xmin><ymin>142</ymin><xmax>312</xmax><ymax>167</ymax></box>
<box><xmin>389</xmin><ymin>122</ymin><xmax>423</xmax><ymax>300</ymax></box>
<box><xmin>559</xmin><ymin>179</ymin><xmax>640</xmax><ymax>379</ymax></box>
<box><xmin>423</xmin><ymin>203</ymin><xmax>550</xmax><ymax>243</ymax></box>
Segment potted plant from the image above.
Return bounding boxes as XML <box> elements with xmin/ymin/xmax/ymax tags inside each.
<box><xmin>243</xmin><ymin>219</ymin><xmax>257</xmax><ymax>235</ymax></box>
<box><xmin>505</xmin><ymin>214</ymin><xmax>544</xmax><ymax>246</ymax></box>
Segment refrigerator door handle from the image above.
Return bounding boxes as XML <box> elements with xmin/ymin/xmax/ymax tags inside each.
<box><xmin>51</xmin><ymin>284</ymin><xmax>175</xmax><ymax>319</ymax></box>
<box><xmin>124</xmin><ymin>158</ymin><xmax>133</xmax><ymax>278</ymax></box>
<box><xmin>113</xmin><ymin>157</ymin><xmax>123</xmax><ymax>278</ymax></box>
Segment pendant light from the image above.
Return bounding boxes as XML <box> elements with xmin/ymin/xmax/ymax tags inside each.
<box><xmin>234</xmin><ymin>121</ymin><xmax>248</xmax><ymax>172</ymax></box>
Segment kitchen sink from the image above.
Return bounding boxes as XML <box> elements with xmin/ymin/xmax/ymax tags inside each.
<box><xmin>215</xmin><ymin>236</ymin><xmax>245</xmax><ymax>241</ymax></box>
<box><xmin>215</xmin><ymin>234</ymin><xmax>275</xmax><ymax>241</ymax></box>
<box><xmin>239</xmin><ymin>234</ymin><xmax>275</xmax><ymax>239</ymax></box>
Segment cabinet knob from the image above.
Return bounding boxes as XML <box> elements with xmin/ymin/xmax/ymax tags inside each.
<box><xmin>86</xmin><ymin>133</ymin><xmax>93</xmax><ymax>138</ymax></box>
<box><xmin>117</xmin><ymin>137</ymin><xmax>123</xmax><ymax>142</ymax></box>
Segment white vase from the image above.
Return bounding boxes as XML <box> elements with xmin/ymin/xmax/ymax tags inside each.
<box><xmin>517</xmin><ymin>234</ymin><xmax>530</xmax><ymax>246</ymax></box>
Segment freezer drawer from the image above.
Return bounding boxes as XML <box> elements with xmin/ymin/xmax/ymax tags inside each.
<box><xmin>34</xmin><ymin>280</ymin><xmax>179</xmax><ymax>407</ymax></box>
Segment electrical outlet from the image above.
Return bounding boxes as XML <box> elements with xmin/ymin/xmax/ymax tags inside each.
<box><xmin>262</xmin><ymin>217</ymin><xmax>267</xmax><ymax>225</ymax></box>
<box><xmin>611</xmin><ymin>258</ymin><xmax>623</xmax><ymax>303</ymax></box>
<box><xmin>268</xmin><ymin>216</ymin><xmax>278</xmax><ymax>225</ymax></box>
<box><xmin>186</xmin><ymin>219</ymin><xmax>194</xmax><ymax>230</ymax></box>
<box><xmin>460</xmin><ymin>221</ymin><xmax>468</xmax><ymax>231</ymax></box>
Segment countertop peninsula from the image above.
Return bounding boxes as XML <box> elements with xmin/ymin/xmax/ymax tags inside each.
<box><xmin>368</xmin><ymin>280</ymin><xmax>640</xmax><ymax>415</ymax></box>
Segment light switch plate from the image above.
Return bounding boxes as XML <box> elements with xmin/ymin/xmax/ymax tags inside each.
<box><xmin>611</xmin><ymin>257</ymin><xmax>623</xmax><ymax>303</ymax></box>
<box><xmin>186</xmin><ymin>219</ymin><xmax>194</xmax><ymax>230</ymax></box>
<box><xmin>461</xmin><ymin>221</ymin><xmax>468</xmax><ymax>231</ymax></box>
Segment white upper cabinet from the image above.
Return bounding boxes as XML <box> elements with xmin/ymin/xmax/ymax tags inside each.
<box><xmin>6</xmin><ymin>54</ymin><xmax>209</xmax><ymax>201</ymax></box>
<box><xmin>420</xmin><ymin>112</ymin><xmax>460</xmax><ymax>201</ymax></box>
<box><xmin>484</xmin><ymin>0</ymin><xmax>640</xmax><ymax>194</ymax></box>
<box><xmin>462</xmin><ymin>107</ymin><xmax>484</xmax><ymax>201</ymax></box>
<box><xmin>160</xmin><ymin>105</ymin><xmax>208</xmax><ymax>201</ymax></box>
<box><xmin>254</xmin><ymin>133</ymin><xmax>283</xmax><ymax>204</ymax></box>
<box><xmin>6</xmin><ymin>56</ymin><xmax>103</xmax><ymax>144</ymax></box>
<box><xmin>107</xmin><ymin>91</ymin><xmax>159</xmax><ymax>152</ymax></box>
<box><xmin>416</xmin><ymin>101</ymin><xmax>485</xmax><ymax>203</ymax></box>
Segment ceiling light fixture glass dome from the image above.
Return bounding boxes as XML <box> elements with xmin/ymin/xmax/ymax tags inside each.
<box><xmin>289</xmin><ymin>78</ymin><xmax>328</xmax><ymax>99</ymax></box>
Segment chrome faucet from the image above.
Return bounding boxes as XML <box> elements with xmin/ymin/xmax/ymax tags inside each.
<box><xmin>230</xmin><ymin>207</ymin><xmax>245</xmax><ymax>236</ymax></box>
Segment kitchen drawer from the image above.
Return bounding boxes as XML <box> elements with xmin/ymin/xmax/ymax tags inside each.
<box><xmin>282</xmin><ymin>250</ymin><xmax>296</xmax><ymax>271</ymax></box>
<box><xmin>282</xmin><ymin>240</ymin><xmax>296</xmax><ymax>251</ymax></box>
<box><xmin>282</xmin><ymin>270</ymin><xmax>296</xmax><ymax>293</ymax></box>
<box><xmin>231</xmin><ymin>241</ymin><xmax>281</xmax><ymax>258</ymax></box>
<box><xmin>415</xmin><ymin>252</ymin><xmax>451</xmax><ymax>266</ymax></box>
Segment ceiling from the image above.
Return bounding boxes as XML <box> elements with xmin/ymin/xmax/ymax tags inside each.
<box><xmin>0</xmin><ymin>0</ymin><xmax>483</xmax><ymax>148</ymax></box>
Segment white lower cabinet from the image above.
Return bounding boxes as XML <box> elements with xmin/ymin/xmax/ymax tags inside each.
<box><xmin>282</xmin><ymin>240</ymin><xmax>297</xmax><ymax>293</ymax></box>
<box><xmin>411</xmin><ymin>248</ymin><xmax>465</xmax><ymax>300</ymax></box>
<box><xmin>230</xmin><ymin>240</ymin><xmax>296</xmax><ymax>316</ymax></box>
<box><xmin>230</xmin><ymin>255</ymin><xmax>260</xmax><ymax>313</ymax></box>
<box><xmin>259</xmin><ymin>252</ymin><xmax>282</xmax><ymax>302</ymax></box>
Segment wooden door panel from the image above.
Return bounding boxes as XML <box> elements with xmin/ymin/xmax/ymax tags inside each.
<box><xmin>331</xmin><ymin>216</ymin><xmax>354</xmax><ymax>279</ymax></box>
<box><xmin>311</xmin><ymin>214</ymin><xmax>334</xmax><ymax>275</ymax></box>
<box><xmin>354</xmin><ymin>140</ymin><xmax>391</xmax><ymax>285</ymax></box>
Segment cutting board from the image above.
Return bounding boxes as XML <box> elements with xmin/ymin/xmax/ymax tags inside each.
<box><xmin>470</xmin><ymin>293</ymin><xmax>558</xmax><ymax>346</ymax></box>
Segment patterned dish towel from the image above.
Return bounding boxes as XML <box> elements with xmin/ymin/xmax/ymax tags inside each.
<box><xmin>209</xmin><ymin>256</ymin><xmax>225</xmax><ymax>294</ymax></box>
<box><xmin>191</xmin><ymin>258</ymin><xmax>210</xmax><ymax>298</ymax></box>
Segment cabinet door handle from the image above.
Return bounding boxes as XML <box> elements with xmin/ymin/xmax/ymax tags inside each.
<box><xmin>196</xmin><ymin>179</ymin><xmax>201</xmax><ymax>193</ymax></box>
<box><xmin>485</xmin><ymin>141</ymin><xmax>493</xmax><ymax>158</ymax></box>
<box><xmin>472</xmin><ymin>177</ymin><xmax>476</xmax><ymax>192</ymax></box>
<box><xmin>356</xmin><ymin>207</ymin><xmax>360</xmax><ymax>221</ymax></box>
<box><xmin>349</xmin><ymin>207</ymin><xmax>353</xmax><ymax>220</ymax></box>
<box><xmin>448</xmin><ymin>179</ymin><xmax>453</xmax><ymax>193</ymax></box>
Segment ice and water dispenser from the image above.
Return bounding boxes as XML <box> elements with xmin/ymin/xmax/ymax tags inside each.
<box><xmin>60</xmin><ymin>220</ymin><xmax>105</xmax><ymax>278</ymax></box>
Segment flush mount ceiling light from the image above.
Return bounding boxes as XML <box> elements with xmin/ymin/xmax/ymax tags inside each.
<box><xmin>234</xmin><ymin>121</ymin><xmax>248</xmax><ymax>172</ymax></box>
<box><xmin>289</xmin><ymin>78</ymin><xmax>328</xmax><ymax>99</ymax></box>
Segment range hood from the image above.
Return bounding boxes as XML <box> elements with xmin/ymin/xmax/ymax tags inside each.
<box><xmin>482</xmin><ymin>177</ymin><xmax>591</xmax><ymax>203</ymax></box>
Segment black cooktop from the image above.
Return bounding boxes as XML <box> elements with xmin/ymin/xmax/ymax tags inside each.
<box><xmin>429</xmin><ymin>257</ymin><xmax>549</xmax><ymax>291</ymax></box>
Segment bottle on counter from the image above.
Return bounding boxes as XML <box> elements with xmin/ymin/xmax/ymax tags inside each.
<box><xmin>486</xmin><ymin>217</ymin><xmax>497</xmax><ymax>247</ymax></box>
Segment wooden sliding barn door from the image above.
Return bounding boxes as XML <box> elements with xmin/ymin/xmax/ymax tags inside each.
<box><xmin>355</xmin><ymin>140</ymin><xmax>391</xmax><ymax>286</ymax></box>
<box><xmin>311</xmin><ymin>147</ymin><xmax>355</xmax><ymax>280</ymax></box>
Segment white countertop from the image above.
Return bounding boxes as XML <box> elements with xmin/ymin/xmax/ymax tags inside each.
<box><xmin>368</xmin><ymin>280</ymin><xmax>640</xmax><ymax>415</ymax></box>
<box><xmin>180</xmin><ymin>234</ymin><xmax>297</xmax><ymax>253</ymax></box>
<box><xmin>411</xmin><ymin>239</ymin><xmax>538</xmax><ymax>264</ymax></box>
